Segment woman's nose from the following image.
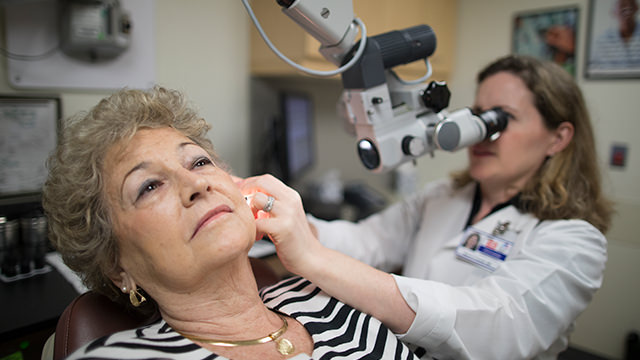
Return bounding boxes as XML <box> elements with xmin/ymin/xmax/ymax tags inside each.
<box><xmin>179</xmin><ymin>169</ymin><xmax>211</xmax><ymax>205</ymax></box>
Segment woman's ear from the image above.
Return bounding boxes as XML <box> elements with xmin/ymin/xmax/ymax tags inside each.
<box><xmin>548</xmin><ymin>121</ymin><xmax>575</xmax><ymax>156</ymax></box>
<box><xmin>108</xmin><ymin>269</ymin><xmax>136</xmax><ymax>294</ymax></box>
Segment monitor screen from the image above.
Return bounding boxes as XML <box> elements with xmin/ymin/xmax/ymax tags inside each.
<box><xmin>278</xmin><ymin>92</ymin><xmax>315</xmax><ymax>183</ymax></box>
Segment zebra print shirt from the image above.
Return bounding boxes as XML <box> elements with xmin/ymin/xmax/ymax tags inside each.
<box><xmin>66</xmin><ymin>276</ymin><xmax>425</xmax><ymax>359</ymax></box>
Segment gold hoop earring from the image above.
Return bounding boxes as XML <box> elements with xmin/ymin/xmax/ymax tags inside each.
<box><xmin>129</xmin><ymin>288</ymin><xmax>147</xmax><ymax>307</ymax></box>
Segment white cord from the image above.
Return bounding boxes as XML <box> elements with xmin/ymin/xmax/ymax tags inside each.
<box><xmin>388</xmin><ymin>58</ymin><xmax>433</xmax><ymax>85</ymax></box>
<box><xmin>241</xmin><ymin>0</ymin><xmax>368</xmax><ymax>77</ymax></box>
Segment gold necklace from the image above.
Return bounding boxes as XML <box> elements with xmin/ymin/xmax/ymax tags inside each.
<box><xmin>177</xmin><ymin>312</ymin><xmax>295</xmax><ymax>356</ymax></box>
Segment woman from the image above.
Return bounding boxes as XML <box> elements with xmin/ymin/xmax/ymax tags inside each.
<box><xmin>462</xmin><ymin>232</ymin><xmax>479</xmax><ymax>250</ymax></box>
<box><xmin>240</xmin><ymin>55</ymin><xmax>614</xmax><ymax>359</ymax></box>
<box><xmin>42</xmin><ymin>86</ymin><xmax>422</xmax><ymax>359</ymax></box>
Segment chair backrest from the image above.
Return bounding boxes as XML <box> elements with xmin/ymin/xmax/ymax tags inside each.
<box><xmin>53</xmin><ymin>257</ymin><xmax>281</xmax><ymax>360</ymax></box>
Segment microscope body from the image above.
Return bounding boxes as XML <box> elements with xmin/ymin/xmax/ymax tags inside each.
<box><xmin>255</xmin><ymin>0</ymin><xmax>509</xmax><ymax>172</ymax></box>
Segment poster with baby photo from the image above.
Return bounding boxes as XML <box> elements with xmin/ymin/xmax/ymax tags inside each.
<box><xmin>513</xmin><ymin>6</ymin><xmax>579</xmax><ymax>76</ymax></box>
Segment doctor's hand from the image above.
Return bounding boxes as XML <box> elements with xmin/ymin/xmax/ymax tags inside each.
<box><xmin>238</xmin><ymin>174</ymin><xmax>416</xmax><ymax>334</ymax></box>
<box><xmin>236</xmin><ymin>174</ymin><xmax>323</xmax><ymax>275</ymax></box>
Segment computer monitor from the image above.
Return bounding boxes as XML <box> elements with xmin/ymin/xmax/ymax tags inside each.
<box><xmin>276</xmin><ymin>92</ymin><xmax>315</xmax><ymax>184</ymax></box>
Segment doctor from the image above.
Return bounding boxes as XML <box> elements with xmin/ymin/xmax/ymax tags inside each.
<box><xmin>239</xmin><ymin>55</ymin><xmax>613</xmax><ymax>359</ymax></box>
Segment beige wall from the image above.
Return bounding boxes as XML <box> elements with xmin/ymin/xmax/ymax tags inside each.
<box><xmin>155</xmin><ymin>0</ymin><xmax>251</xmax><ymax>176</ymax></box>
<box><xmin>0</xmin><ymin>0</ymin><xmax>251</xmax><ymax>176</ymax></box>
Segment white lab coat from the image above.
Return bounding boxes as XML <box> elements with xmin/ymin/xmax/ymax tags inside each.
<box><xmin>308</xmin><ymin>178</ymin><xmax>607</xmax><ymax>360</ymax></box>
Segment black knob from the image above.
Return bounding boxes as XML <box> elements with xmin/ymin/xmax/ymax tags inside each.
<box><xmin>402</xmin><ymin>136</ymin><xmax>425</xmax><ymax>156</ymax></box>
<box><xmin>276</xmin><ymin>0</ymin><xmax>295</xmax><ymax>8</ymax></box>
<box><xmin>421</xmin><ymin>81</ymin><xmax>451</xmax><ymax>113</ymax></box>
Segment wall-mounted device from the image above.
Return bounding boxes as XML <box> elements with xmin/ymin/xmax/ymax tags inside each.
<box><xmin>59</xmin><ymin>0</ymin><xmax>132</xmax><ymax>62</ymax></box>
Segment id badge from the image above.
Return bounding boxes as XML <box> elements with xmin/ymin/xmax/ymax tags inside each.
<box><xmin>455</xmin><ymin>227</ymin><xmax>514</xmax><ymax>271</ymax></box>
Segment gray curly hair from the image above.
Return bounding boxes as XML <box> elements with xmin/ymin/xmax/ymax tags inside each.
<box><xmin>42</xmin><ymin>86</ymin><xmax>225</xmax><ymax>309</ymax></box>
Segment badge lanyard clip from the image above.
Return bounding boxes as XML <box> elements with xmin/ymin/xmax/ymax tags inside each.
<box><xmin>492</xmin><ymin>221</ymin><xmax>510</xmax><ymax>236</ymax></box>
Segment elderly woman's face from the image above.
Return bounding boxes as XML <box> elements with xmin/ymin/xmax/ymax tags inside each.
<box><xmin>103</xmin><ymin>127</ymin><xmax>255</xmax><ymax>292</ymax></box>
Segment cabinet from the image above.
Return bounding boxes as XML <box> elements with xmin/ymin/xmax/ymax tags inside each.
<box><xmin>249</xmin><ymin>0</ymin><xmax>458</xmax><ymax>82</ymax></box>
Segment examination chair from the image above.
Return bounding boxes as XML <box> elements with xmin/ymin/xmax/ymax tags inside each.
<box><xmin>48</xmin><ymin>257</ymin><xmax>281</xmax><ymax>360</ymax></box>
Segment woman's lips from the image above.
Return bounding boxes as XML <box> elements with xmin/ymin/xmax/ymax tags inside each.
<box><xmin>191</xmin><ymin>205</ymin><xmax>232</xmax><ymax>239</ymax></box>
<box><xmin>471</xmin><ymin>146</ymin><xmax>494</xmax><ymax>157</ymax></box>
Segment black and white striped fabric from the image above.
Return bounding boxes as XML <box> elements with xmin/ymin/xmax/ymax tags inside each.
<box><xmin>65</xmin><ymin>276</ymin><xmax>424</xmax><ymax>359</ymax></box>
<box><xmin>261</xmin><ymin>276</ymin><xmax>423</xmax><ymax>359</ymax></box>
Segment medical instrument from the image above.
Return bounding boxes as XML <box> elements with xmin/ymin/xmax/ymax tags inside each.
<box><xmin>243</xmin><ymin>0</ymin><xmax>509</xmax><ymax>172</ymax></box>
<box><xmin>59</xmin><ymin>0</ymin><xmax>132</xmax><ymax>62</ymax></box>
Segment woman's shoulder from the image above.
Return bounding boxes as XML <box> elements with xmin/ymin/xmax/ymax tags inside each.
<box><xmin>260</xmin><ymin>276</ymin><xmax>425</xmax><ymax>359</ymax></box>
<box><xmin>65</xmin><ymin>319</ymin><xmax>214</xmax><ymax>359</ymax></box>
<box><xmin>519</xmin><ymin>218</ymin><xmax>608</xmax><ymax>272</ymax></box>
<box><xmin>259</xmin><ymin>276</ymin><xmax>318</xmax><ymax>307</ymax></box>
<box><xmin>536</xmin><ymin>218</ymin><xmax>604</xmax><ymax>237</ymax></box>
<box><xmin>534</xmin><ymin>218</ymin><xmax>607</xmax><ymax>247</ymax></box>
<box><xmin>260</xmin><ymin>276</ymin><xmax>343</xmax><ymax>311</ymax></box>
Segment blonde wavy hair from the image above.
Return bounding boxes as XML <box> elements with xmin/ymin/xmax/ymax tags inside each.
<box><xmin>42</xmin><ymin>86</ymin><xmax>225</xmax><ymax>309</ymax></box>
<box><xmin>452</xmin><ymin>55</ymin><xmax>613</xmax><ymax>233</ymax></box>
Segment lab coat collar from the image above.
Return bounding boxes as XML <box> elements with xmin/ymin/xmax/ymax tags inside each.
<box><xmin>465</xmin><ymin>182</ymin><xmax>524</xmax><ymax>228</ymax></box>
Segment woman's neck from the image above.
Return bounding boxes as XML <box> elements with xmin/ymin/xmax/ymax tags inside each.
<box><xmin>155</xmin><ymin>260</ymin><xmax>280</xmax><ymax>340</ymax></box>
<box><xmin>472</xmin><ymin>181</ymin><xmax>521</xmax><ymax>224</ymax></box>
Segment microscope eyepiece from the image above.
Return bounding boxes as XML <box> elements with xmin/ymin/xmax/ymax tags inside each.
<box><xmin>434</xmin><ymin>107</ymin><xmax>510</xmax><ymax>152</ymax></box>
<box><xmin>477</xmin><ymin>107</ymin><xmax>509</xmax><ymax>137</ymax></box>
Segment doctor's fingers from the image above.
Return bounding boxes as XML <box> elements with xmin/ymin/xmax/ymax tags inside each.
<box><xmin>254</xmin><ymin>208</ymin><xmax>321</xmax><ymax>275</ymax></box>
<box><xmin>254</xmin><ymin>206</ymin><xmax>319</xmax><ymax>270</ymax></box>
<box><xmin>250</xmin><ymin>191</ymin><xmax>304</xmax><ymax>220</ymax></box>
<box><xmin>249</xmin><ymin>190</ymin><xmax>311</xmax><ymax>238</ymax></box>
<box><xmin>254</xmin><ymin>213</ymin><xmax>298</xmax><ymax>242</ymax></box>
<box><xmin>240</xmin><ymin>174</ymin><xmax>299</xmax><ymax>199</ymax></box>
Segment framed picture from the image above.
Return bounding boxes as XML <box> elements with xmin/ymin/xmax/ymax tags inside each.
<box><xmin>585</xmin><ymin>0</ymin><xmax>640</xmax><ymax>78</ymax></box>
<box><xmin>513</xmin><ymin>6</ymin><xmax>580</xmax><ymax>76</ymax></box>
<box><xmin>0</xmin><ymin>95</ymin><xmax>60</xmax><ymax>202</ymax></box>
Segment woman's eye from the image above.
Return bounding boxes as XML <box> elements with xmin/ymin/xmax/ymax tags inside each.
<box><xmin>192</xmin><ymin>157</ymin><xmax>213</xmax><ymax>168</ymax></box>
<box><xmin>502</xmin><ymin>110</ymin><xmax>515</xmax><ymax>120</ymax></box>
<box><xmin>137</xmin><ymin>180</ymin><xmax>161</xmax><ymax>200</ymax></box>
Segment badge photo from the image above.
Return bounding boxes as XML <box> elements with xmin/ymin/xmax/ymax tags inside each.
<box><xmin>456</xmin><ymin>227</ymin><xmax>514</xmax><ymax>271</ymax></box>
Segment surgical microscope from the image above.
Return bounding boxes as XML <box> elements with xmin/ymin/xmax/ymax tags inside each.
<box><xmin>243</xmin><ymin>0</ymin><xmax>510</xmax><ymax>173</ymax></box>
